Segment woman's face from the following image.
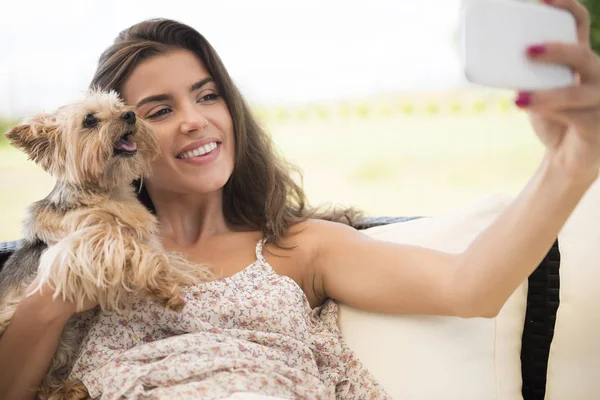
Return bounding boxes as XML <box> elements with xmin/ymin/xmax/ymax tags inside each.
<box><xmin>121</xmin><ymin>49</ymin><xmax>235</xmax><ymax>196</ymax></box>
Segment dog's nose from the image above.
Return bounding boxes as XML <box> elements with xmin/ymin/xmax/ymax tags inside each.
<box><xmin>121</xmin><ymin>111</ymin><xmax>136</xmax><ymax>125</ymax></box>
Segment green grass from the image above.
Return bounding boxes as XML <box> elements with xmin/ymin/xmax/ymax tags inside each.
<box><xmin>268</xmin><ymin>111</ymin><xmax>543</xmax><ymax>217</ymax></box>
<box><xmin>0</xmin><ymin>150</ymin><xmax>56</xmax><ymax>240</ymax></box>
<box><xmin>0</xmin><ymin>102</ymin><xmax>544</xmax><ymax>241</ymax></box>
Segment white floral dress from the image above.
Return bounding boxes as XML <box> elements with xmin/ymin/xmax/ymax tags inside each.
<box><xmin>69</xmin><ymin>239</ymin><xmax>391</xmax><ymax>399</ymax></box>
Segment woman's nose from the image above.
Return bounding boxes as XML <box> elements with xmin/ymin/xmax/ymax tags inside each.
<box><xmin>179</xmin><ymin>103</ymin><xmax>209</xmax><ymax>134</ymax></box>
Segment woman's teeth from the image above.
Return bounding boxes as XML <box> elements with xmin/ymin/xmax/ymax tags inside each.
<box><xmin>179</xmin><ymin>142</ymin><xmax>218</xmax><ymax>159</ymax></box>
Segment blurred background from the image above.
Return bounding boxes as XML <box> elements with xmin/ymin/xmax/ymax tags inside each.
<box><xmin>1</xmin><ymin>0</ymin><xmax>599</xmax><ymax>240</ymax></box>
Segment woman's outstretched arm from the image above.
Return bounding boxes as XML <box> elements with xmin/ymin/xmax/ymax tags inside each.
<box><xmin>310</xmin><ymin>154</ymin><xmax>594</xmax><ymax>317</ymax></box>
<box><xmin>311</xmin><ymin>0</ymin><xmax>600</xmax><ymax>318</ymax></box>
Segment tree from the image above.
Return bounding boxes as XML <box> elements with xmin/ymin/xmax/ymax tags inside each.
<box><xmin>580</xmin><ymin>0</ymin><xmax>600</xmax><ymax>54</ymax></box>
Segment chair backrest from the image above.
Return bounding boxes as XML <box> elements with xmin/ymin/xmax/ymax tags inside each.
<box><xmin>0</xmin><ymin>240</ymin><xmax>21</xmax><ymax>271</ymax></box>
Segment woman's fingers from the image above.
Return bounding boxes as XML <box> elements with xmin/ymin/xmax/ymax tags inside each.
<box><xmin>541</xmin><ymin>0</ymin><xmax>590</xmax><ymax>45</ymax></box>
<box><xmin>516</xmin><ymin>84</ymin><xmax>600</xmax><ymax>111</ymax></box>
<box><xmin>527</xmin><ymin>42</ymin><xmax>600</xmax><ymax>82</ymax></box>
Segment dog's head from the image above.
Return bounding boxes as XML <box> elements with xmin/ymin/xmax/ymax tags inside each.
<box><xmin>4</xmin><ymin>89</ymin><xmax>160</xmax><ymax>189</ymax></box>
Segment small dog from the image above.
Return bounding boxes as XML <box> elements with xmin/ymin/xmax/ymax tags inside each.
<box><xmin>0</xmin><ymin>90</ymin><xmax>214</xmax><ymax>399</ymax></box>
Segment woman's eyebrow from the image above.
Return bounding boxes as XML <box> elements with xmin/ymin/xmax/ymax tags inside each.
<box><xmin>135</xmin><ymin>78</ymin><xmax>214</xmax><ymax>108</ymax></box>
<box><xmin>190</xmin><ymin>77</ymin><xmax>214</xmax><ymax>92</ymax></box>
<box><xmin>136</xmin><ymin>93</ymin><xmax>173</xmax><ymax>108</ymax></box>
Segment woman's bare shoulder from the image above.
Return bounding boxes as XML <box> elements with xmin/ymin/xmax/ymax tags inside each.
<box><xmin>279</xmin><ymin>218</ymin><xmax>355</xmax><ymax>255</ymax></box>
<box><xmin>266</xmin><ymin>219</ymin><xmax>360</xmax><ymax>307</ymax></box>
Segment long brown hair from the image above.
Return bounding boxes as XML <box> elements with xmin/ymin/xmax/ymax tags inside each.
<box><xmin>90</xmin><ymin>18</ymin><xmax>360</xmax><ymax>245</ymax></box>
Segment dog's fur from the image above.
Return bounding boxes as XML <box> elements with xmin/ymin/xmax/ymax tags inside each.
<box><xmin>0</xmin><ymin>90</ymin><xmax>215</xmax><ymax>399</ymax></box>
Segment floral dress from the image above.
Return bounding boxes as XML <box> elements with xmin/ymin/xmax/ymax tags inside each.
<box><xmin>69</xmin><ymin>239</ymin><xmax>391</xmax><ymax>400</ymax></box>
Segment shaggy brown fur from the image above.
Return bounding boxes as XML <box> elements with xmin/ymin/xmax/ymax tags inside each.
<box><xmin>0</xmin><ymin>90</ymin><xmax>215</xmax><ymax>399</ymax></box>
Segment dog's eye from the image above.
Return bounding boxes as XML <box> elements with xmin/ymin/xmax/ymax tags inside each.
<box><xmin>83</xmin><ymin>114</ymin><xmax>98</xmax><ymax>128</ymax></box>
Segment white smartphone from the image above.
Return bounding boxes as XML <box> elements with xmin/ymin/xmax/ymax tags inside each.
<box><xmin>458</xmin><ymin>0</ymin><xmax>578</xmax><ymax>91</ymax></box>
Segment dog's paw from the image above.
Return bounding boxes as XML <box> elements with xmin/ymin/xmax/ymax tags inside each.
<box><xmin>164</xmin><ymin>295</ymin><xmax>186</xmax><ymax>312</ymax></box>
<box><xmin>167</xmin><ymin>252</ymin><xmax>216</xmax><ymax>284</ymax></box>
<box><xmin>146</xmin><ymin>287</ymin><xmax>186</xmax><ymax>312</ymax></box>
<box><xmin>42</xmin><ymin>379</ymin><xmax>89</xmax><ymax>400</ymax></box>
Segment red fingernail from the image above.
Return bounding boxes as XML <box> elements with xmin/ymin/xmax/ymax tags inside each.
<box><xmin>515</xmin><ymin>92</ymin><xmax>532</xmax><ymax>108</ymax></box>
<box><xmin>542</xmin><ymin>0</ymin><xmax>553</xmax><ymax>4</ymax></box>
<box><xmin>527</xmin><ymin>45</ymin><xmax>547</xmax><ymax>56</ymax></box>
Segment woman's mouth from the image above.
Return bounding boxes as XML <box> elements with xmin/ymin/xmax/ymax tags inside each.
<box><xmin>176</xmin><ymin>141</ymin><xmax>219</xmax><ymax>159</ymax></box>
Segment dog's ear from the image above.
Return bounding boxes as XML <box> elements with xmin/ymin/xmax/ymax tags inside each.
<box><xmin>4</xmin><ymin>114</ymin><xmax>61</xmax><ymax>171</ymax></box>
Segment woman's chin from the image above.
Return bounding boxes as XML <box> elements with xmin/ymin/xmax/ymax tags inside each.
<box><xmin>145</xmin><ymin>176</ymin><xmax>231</xmax><ymax>197</ymax></box>
<box><xmin>184</xmin><ymin>175</ymin><xmax>231</xmax><ymax>195</ymax></box>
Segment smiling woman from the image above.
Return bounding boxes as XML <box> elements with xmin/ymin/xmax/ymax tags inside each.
<box><xmin>3</xmin><ymin>2</ymin><xmax>600</xmax><ymax>398</ymax></box>
<box><xmin>90</xmin><ymin>24</ymin><xmax>359</xmax><ymax>243</ymax></box>
<box><xmin>121</xmin><ymin>50</ymin><xmax>237</xmax><ymax>199</ymax></box>
<box><xmin>133</xmin><ymin>76</ymin><xmax>222</xmax><ymax>162</ymax></box>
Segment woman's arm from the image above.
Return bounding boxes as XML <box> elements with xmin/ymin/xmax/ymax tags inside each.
<box><xmin>310</xmin><ymin>155</ymin><xmax>595</xmax><ymax>318</ymax></box>
<box><xmin>0</xmin><ymin>280</ymin><xmax>91</xmax><ymax>400</ymax></box>
<box><xmin>312</xmin><ymin>0</ymin><xmax>600</xmax><ymax>318</ymax></box>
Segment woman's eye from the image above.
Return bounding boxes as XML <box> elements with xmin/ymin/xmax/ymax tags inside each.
<box><xmin>147</xmin><ymin>108</ymin><xmax>172</xmax><ymax>119</ymax></box>
<box><xmin>198</xmin><ymin>93</ymin><xmax>220</xmax><ymax>102</ymax></box>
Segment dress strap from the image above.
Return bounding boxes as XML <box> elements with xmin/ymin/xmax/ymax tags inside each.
<box><xmin>254</xmin><ymin>237</ymin><xmax>267</xmax><ymax>264</ymax></box>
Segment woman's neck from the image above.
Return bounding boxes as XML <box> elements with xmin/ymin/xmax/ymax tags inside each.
<box><xmin>146</xmin><ymin>185</ymin><xmax>231</xmax><ymax>247</ymax></box>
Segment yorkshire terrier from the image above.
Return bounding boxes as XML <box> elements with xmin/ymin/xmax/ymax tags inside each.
<box><xmin>0</xmin><ymin>90</ymin><xmax>214</xmax><ymax>399</ymax></box>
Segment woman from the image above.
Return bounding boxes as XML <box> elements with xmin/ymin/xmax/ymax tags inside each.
<box><xmin>2</xmin><ymin>0</ymin><xmax>600</xmax><ymax>398</ymax></box>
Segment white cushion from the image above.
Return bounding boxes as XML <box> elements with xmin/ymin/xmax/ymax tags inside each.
<box><xmin>338</xmin><ymin>194</ymin><xmax>526</xmax><ymax>400</ymax></box>
<box><xmin>546</xmin><ymin>177</ymin><xmax>600</xmax><ymax>400</ymax></box>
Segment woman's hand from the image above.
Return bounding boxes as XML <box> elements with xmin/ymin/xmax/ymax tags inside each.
<box><xmin>520</xmin><ymin>0</ymin><xmax>600</xmax><ymax>182</ymax></box>
<box><xmin>21</xmin><ymin>277</ymin><xmax>98</xmax><ymax>322</ymax></box>
<box><xmin>0</xmin><ymin>278</ymin><xmax>97</xmax><ymax>400</ymax></box>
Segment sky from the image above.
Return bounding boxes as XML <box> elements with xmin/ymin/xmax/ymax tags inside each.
<box><xmin>0</xmin><ymin>0</ymin><xmax>467</xmax><ymax>116</ymax></box>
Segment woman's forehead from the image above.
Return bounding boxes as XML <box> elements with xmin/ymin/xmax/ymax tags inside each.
<box><xmin>122</xmin><ymin>49</ymin><xmax>211</xmax><ymax>104</ymax></box>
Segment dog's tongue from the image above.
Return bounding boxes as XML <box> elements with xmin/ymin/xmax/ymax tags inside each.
<box><xmin>115</xmin><ymin>138</ymin><xmax>137</xmax><ymax>152</ymax></box>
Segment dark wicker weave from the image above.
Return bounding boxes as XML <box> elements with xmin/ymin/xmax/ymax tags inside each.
<box><xmin>0</xmin><ymin>217</ymin><xmax>559</xmax><ymax>400</ymax></box>
<box><xmin>0</xmin><ymin>240</ymin><xmax>20</xmax><ymax>268</ymax></box>
<box><xmin>521</xmin><ymin>240</ymin><xmax>560</xmax><ymax>400</ymax></box>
